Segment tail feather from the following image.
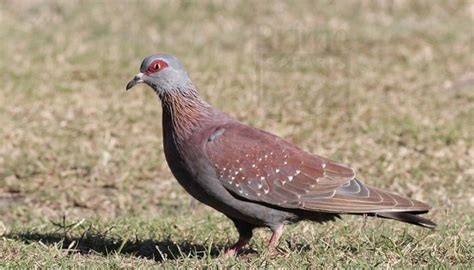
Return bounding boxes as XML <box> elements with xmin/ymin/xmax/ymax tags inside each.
<box><xmin>376</xmin><ymin>212</ymin><xmax>436</xmax><ymax>228</ymax></box>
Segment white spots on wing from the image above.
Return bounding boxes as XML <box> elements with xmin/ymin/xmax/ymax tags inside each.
<box><xmin>217</xmin><ymin>149</ymin><xmax>311</xmax><ymax>199</ymax></box>
<box><xmin>322</xmin><ymin>163</ymin><xmax>327</xmax><ymax>169</ymax></box>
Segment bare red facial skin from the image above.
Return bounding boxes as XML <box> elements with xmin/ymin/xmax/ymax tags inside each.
<box><xmin>144</xmin><ymin>60</ymin><xmax>169</xmax><ymax>75</ymax></box>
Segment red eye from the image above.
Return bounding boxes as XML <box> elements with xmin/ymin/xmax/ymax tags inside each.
<box><xmin>145</xmin><ymin>60</ymin><xmax>168</xmax><ymax>75</ymax></box>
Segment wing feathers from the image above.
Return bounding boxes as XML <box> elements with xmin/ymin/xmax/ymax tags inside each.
<box><xmin>206</xmin><ymin>122</ymin><xmax>433</xmax><ymax>218</ymax></box>
<box><xmin>303</xmin><ymin>184</ymin><xmax>430</xmax><ymax>213</ymax></box>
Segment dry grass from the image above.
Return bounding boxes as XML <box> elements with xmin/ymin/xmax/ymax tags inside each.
<box><xmin>0</xmin><ymin>0</ymin><xmax>473</xmax><ymax>268</ymax></box>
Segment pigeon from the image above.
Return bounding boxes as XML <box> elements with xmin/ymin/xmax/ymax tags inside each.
<box><xmin>126</xmin><ymin>54</ymin><xmax>436</xmax><ymax>256</ymax></box>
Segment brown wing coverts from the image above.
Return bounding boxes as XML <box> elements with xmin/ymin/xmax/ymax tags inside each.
<box><xmin>206</xmin><ymin>123</ymin><xmax>431</xmax><ymax>213</ymax></box>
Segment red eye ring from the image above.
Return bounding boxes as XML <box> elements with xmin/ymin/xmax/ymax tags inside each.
<box><xmin>145</xmin><ymin>60</ymin><xmax>168</xmax><ymax>75</ymax></box>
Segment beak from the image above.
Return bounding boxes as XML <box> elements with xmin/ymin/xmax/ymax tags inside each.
<box><xmin>126</xmin><ymin>73</ymin><xmax>144</xmax><ymax>90</ymax></box>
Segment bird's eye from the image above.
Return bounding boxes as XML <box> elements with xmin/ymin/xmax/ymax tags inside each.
<box><xmin>145</xmin><ymin>60</ymin><xmax>168</xmax><ymax>75</ymax></box>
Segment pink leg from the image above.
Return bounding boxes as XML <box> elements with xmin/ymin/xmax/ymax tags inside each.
<box><xmin>224</xmin><ymin>236</ymin><xmax>251</xmax><ymax>257</ymax></box>
<box><xmin>267</xmin><ymin>224</ymin><xmax>284</xmax><ymax>253</ymax></box>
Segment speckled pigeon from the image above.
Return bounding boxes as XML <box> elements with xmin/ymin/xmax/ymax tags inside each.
<box><xmin>126</xmin><ymin>54</ymin><xmax>435</xmax><ymax>256</ymax></box>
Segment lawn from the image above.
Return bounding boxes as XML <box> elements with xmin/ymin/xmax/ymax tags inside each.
<box><xmin>0</xmin><ymin>0</ymin><xmax>473</xmax><ymax>268</ymax></box>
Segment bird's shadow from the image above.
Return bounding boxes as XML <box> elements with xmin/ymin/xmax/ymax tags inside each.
<box><xmin>6</xmin><ymin>230</ymin><xmax>226</xmax><ymax>262</ymax></box>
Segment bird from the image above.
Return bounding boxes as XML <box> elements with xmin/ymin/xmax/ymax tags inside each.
<box><xmin>126</xmin><ymin>54</ymin><xmax>436</xmax><ymax>256</ymax></box>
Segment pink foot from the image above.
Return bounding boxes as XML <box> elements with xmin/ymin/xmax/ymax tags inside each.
<box><xmin>268</xmin><ymin>246</ymin><xmax>289</xmax><ymax>257</ymax></box>
<box><xmin>268</xmin><ymin>224</ymin><xmax>284</xmax><ymax>246</ymax></box>
<box><xmin>224</xmin><ymin>236</ymin><xmax>250</xmax><ymax>257</ymax></box>
<box><xmin>265</xmin><ymin>224</ymin><xmax>285</xmax><ymax>255</ymax></box>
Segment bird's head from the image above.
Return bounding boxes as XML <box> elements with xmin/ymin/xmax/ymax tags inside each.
<box><xmin>126</xmin><ymin>54</ymin><xmax>193</xmax><ymax>95</ymax></box>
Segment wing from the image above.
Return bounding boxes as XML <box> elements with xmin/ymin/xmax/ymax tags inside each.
<box><xmin>205</xmin><ymin>122</ymin><xmax>431</xmax><ymax>213</ymax></box>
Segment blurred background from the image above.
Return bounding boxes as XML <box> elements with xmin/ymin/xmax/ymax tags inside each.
<box><xmin>0</xmin><ymin>0</ymin><xmax>473</xmax><ymax>267</ymax></box>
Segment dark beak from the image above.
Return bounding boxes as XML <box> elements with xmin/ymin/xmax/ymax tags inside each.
<box><xmin>126</xmin><ymin>73</ymin><xmax>144</xmax><ymax>90</ymax></box>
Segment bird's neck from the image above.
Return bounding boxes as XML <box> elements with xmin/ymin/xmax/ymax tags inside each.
<box><xmin>159</xmin><ymin>88</ymin><xmax>212</xmax><ymax>142</ymax></box>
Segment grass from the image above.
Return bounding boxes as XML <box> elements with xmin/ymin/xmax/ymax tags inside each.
<box><xmin>1</xmin><ymin>0</ymin><xmax>473</xmax><ymax>268</ymax></box>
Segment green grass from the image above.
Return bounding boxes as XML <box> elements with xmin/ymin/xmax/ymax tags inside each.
<box><xmin>1</xmin><ymin>0</ymin><xmax>473</xmax><ymax>268</ymax></box>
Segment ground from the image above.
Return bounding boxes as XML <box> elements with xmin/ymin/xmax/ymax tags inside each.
<box><xmin>0</xmin><ymin>0</ymin><xmax>473</xmax><ymax>268</ymax></box>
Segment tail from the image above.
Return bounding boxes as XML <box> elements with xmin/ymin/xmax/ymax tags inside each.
<box><xmin>375</xmin><ymin>211</ymin><xmax>436</xmax><ymax>228</ymax></box>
